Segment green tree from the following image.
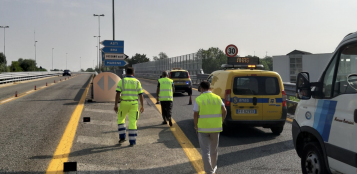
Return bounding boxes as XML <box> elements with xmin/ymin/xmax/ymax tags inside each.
<box><xmin>0</xmin><ymin>53</ymin><xmax>7</xmax><ymax>72</ymax></box>
<box><xmin>18</xmin><ymin>58</ymin><xmax>37</xmax><ymax>71</ymax></box>
<box><xmin>128</xmin><ymin>53</ymin><xmax>150</xmax><ymax>67</ymax></box>
<box><xmin>197</xmin><ymin>47</ymin><xmax>227</xmax><ymax>74</ymax></box>
<box><xmin>86</xmin><ymin>68</ymin><xmax>95</xmax><ymax>72</ymax></box>
<box><xmin>153</xmin><ymin>52</ymin><xmax>168</xmax><ymax>61</ymax></box>
<box><xmin>10</xmin><ymin>61</ymin><xmax>23</xmax><ymax>72</ymax></box>
<box><xmin>259</xmin><ymin>56</ymin><xmax>273</xmax><ymax>71</ymax></box>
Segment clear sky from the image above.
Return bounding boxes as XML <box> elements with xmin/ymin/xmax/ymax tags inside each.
<box><xmin>0</xmin><ymin>0</ymin><xmax>356</xmax><ymax>71</ymax></box>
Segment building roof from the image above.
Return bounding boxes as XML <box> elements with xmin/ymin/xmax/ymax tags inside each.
<box><xmin>286</xmin><ymin>50</ymin><xmax>312</xmax><ymax>55</ymax></box>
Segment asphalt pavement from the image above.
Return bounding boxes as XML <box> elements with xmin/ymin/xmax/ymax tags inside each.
<box><xmin>0</xmin><ymin>75</ymin><xmax>302</xmax><ymax>174</ymax></box>
<box><xmin>0</xmin><ymin>75</ymin><xmax>74</xmax><ymax>102</ymax></box>
<box><xmin>0</xmin><ymin>74</ymin><xmax>91</xmax><ymax>174</ymax></box>
<box><xmin>138</xmin><ymin>78</ymin><xmax>302</xmax><ymax>174</ymax></box>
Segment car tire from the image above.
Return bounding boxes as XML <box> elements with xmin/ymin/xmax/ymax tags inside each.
<box><xmin>301</xmin><ymin>142</ymin><xmax>329</xmax><ymax>174</ymax></box>
<box><xmin>270</xmin><ymin>126</ymin><xmax>283</xmax><ymax>135</ymax></box>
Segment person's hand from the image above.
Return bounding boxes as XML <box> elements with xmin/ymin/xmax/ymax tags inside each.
<box><xmin>114</xmin><ymin>106</ymin><xmax>118</xmax><ymax>113</ymax></box>
<box><xmin>195</xmin><ymin>127</ymin><xmax>198</xmax><ymax>135</ymax></box>
<box><xmin>140</xmin><ymin>106</ymin><xmax>144</xmax><ymax>113</ymax></box>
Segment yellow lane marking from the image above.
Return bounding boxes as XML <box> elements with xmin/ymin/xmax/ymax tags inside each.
<box><xmin>46</xmin><ymin>75</ymin><xmax>93</xmax><ymax>174</ymax></box>
<box><xmin>0</xmin><ymin>75</ymin><xmax>80</xmax><ymax>106</ymax></box>
<box><xmin>143</xmin><ymin>89</ymin><xmax>205</xmax><ymax>174</ymax></box>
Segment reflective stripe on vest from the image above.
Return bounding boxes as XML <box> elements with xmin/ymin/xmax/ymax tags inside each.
<box><xmin>120</xmin><ymin>77</ymin><xmax>140</xmax><ymax>100</ymax></box>
<box><xmin>196</xmin><ymin>92</ymin><xmax>223</xmax><ymax>133</ymax></box>
<box><xmin>158</xmin><ymin>78</ymin><xmax>173</xmax><ymax>101</ymax></box>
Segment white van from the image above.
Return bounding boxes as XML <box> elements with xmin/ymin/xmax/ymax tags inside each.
<box><xmin>293</xmin><ymin>32</ymin><xmax>357</xmax><ymax>174</ymax></box>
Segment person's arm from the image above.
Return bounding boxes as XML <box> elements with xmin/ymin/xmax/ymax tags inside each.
<box><xmin>221</xmin><ymin>100</ymin><xmax>227</xmax><ymax>122</ymax></box>
<box><xmin>172</xmin><ymin>83</ymin><xmax>175</xmax><ymax>93</ymax></box>
<box><xmin>114</xmin><ymin>80</ymin><xmax>122</xmax><ymax>113</ymax></box>
<box><xmin>137</xmin><ymin>81</ymin><xmax>144</xmax><ymax>113</ymax></box>
<box><xmin>194</xmin><ymin>112</ymin><xmax>199</xmax><ymax>132</ymax></box>
<box><xmin>114</xmin><ymin>92</ymin><xmax>121</xmax><ymax>113</ymax></box>
<box><xmin>156</xmin><ymin>87</ymin><xmax>160</xmax><ymax>101</ymax></box>
<box><xmin>221</xmin><ymin>105</ymin><xmax>227</xmax><ymax>122</ymax></box>
<box><xmin>139</xmin><ymin>94</ymin><xmax>144</xmax><ymax>113</ymax></box>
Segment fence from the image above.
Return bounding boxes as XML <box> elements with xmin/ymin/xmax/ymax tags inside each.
<box><xmin>133</xmin><ymin>53</ymin><xmax>202</xmax><ymax>79</ymax></box>
<box><xmin>0</xmin><ymin>71</ymin><xmax>62</xmax><ymax>84</ymax></box>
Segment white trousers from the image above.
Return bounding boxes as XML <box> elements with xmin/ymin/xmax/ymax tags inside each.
<box><xmin>198</xmin><ymin>132</ymin><xmax>220</xmax><ymax>174</ymax></box>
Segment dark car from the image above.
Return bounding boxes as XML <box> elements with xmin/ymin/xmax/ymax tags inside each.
<box><xmin>63</xmin><ymin>70</ymin><xmax>71</xmax><ymax>76</ymax></box>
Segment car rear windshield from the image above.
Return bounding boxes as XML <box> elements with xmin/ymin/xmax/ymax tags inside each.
<box><xmin>233</xmin><ymin>76</ymin><xmax>280</xmax><ymax>95</ymax></box>
<box><xmin>170</xmin><ymin>72</ymin><xmax>188</xmax><ymax>78</ymax></box>
<box><xmin>64</xmin><ymin>70</ymin><xmax>70</xmax><ymax>73</ymax></box>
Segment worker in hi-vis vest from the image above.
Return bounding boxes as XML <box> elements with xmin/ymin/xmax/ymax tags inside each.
<box><xmin>114</xmin><ymin>67</ymin><xmax>144</xmax><ymax>146</ymax></box>
<box><xmin>156</xmin><ymin>71</ymin><xmax>175</xmax><ymax>126</ymax></box>
<box><xmin>193</xmin><ymin>81</ymin><xmax>226</xmax><ymax>174</ymax></box>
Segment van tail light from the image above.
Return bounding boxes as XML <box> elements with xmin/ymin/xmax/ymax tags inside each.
<box><xmin>282</xmin><ymin>91</ymin><xmax>287</xmax><ymax>107</ymax></box>
<box><xmin>169</xmin><ymin>72</ymin><xmax>171</xmax><ymax>78</ymax></box>
<box><xmin>187</xmin><ymin>72</ymin><xmax>190</xmax><ymax>79</ymax></box>
<box><xmin>224</xmin><ymin>89</ymin><xmax>231</xmax><ymax>106</ymax></box>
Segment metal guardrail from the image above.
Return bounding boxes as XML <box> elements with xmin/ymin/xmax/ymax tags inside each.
<box><xmin>0</xmin><ymin>71</ymin><xmax>63</xmax><ymax>84</ymax></box>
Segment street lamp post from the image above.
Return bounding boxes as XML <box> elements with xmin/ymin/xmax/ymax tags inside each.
<box><xmin>0</xmin><ymin>26</ymin><xmax>9</xmax><ymax>72</ymax></box>
<box><xmin>94</xmin><ymin>36</ymin><xmax>100</xmax><ymax>72</ymax></box>
<box><xmin>93</xmin><ymin>14</ymin><xmax>104</xmax><ymax>72</ymax></box>
<box><xmin>35</xmin><ymin>41</ymin><xmax>38</xmax><ymax>70</ymax></box>
<box><xmin>80</xmin><ymin>57</ymin><xmax>81</xmax><ymax>72</ymax></box>
<box><xmin>52</xmin><ymin>48</ymin><xmax>54</xmax><ymax>71</ymax></box>
<box><xmin>66</xmin><ymin>53</ymin><xmax>68</xmax><ymax>70</ymax></box>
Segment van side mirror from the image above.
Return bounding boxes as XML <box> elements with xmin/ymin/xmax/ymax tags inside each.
<box><xmin>296</xmin><ymin>72</ymin><xmax>311</xmax><ymax>100</ymax></box>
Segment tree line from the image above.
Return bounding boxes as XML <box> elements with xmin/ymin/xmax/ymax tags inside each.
<box><xmin>120</xmin><ymin>48</ymin><xmax>273</xmax><ymax>74</ymax></box>
<box><xmin>0</xmin><ymin>53</ymin><xmax>47</xmax><ymax>73</ymax></box>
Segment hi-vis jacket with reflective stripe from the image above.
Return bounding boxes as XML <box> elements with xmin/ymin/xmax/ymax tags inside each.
<box><xmin>116</xmin><ymin>77</ymin><xmax>143</xmax><ymax>100</ymax></box>
<box><xmin>196</xmin><ymin>92</ymin><xmax>223</xmax><ymax>133</ymax></box>
<box><xmin>158</xmin><ymin>77</ymin><xmax>174</xmax><ymax>101</ymax></box>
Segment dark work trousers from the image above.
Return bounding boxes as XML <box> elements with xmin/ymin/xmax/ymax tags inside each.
<box><xmin>160</xmin><ymin>101</ymin><xmax>173</xmax><ymax>122</ymax></box>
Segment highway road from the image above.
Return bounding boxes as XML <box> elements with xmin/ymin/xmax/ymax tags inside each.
<box><xmin>0</xmin><ymin>74</ymin><xmax>91</xmax><ymax>173</ymax></box>
<box><xmin>0</xmin><ymin>75</ymin><xmax>302</xmax><ymax>174</ymax></box>
<box><xmin>139</xmin><ymin>78</ymin><xmax>302</xmax><ymax>174</ymax></box>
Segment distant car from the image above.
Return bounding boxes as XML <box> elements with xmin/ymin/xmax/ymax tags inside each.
<box><xmin>63</xmin><ymin>70</ymin><xmax>71</xmax><ymax>76</ymax></box>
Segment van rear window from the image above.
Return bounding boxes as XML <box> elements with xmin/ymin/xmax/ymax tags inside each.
<box><xmin>171</xmin><ymin>72</ymin><xmax>188</xmax><ymax>78</ymax></box>
<box><xmin>233</xmin><ymin>76</ymin><xmax>280</xmax><ymax>95</ymax></box>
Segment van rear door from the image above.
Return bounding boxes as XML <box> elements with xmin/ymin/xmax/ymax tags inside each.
<box><xmin>231</xmin><ymin>75</ymin><xmax>263</xmax><ymax>120</ymax></box>
<box><xmin>259</xmin><ymin>75</ymin><xmax>283</xmax><ymax>120</ymax></box>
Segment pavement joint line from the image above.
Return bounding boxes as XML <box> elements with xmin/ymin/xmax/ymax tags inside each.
<box><xmin>0</xmin><ymin>75</ymin><xmax>81</xmax><ymax>106</ymax></box>
<box><xmin>143</xmin><ymin>89</ymin><xmax>205</xmax><ymax>174</ymax></box>
<box><xmin>46</xmin><ymin>74</ymin><xmax>93</xmax><ymax>174</ymax></box>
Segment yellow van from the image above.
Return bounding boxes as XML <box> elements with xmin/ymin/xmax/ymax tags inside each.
<box><xmin>168</xmin><ymin>68</ymin><xmax>192</xmax><ymax>95</ymax></box>
<box><xmin>201</xmin><ymin>57</ymin><xmax>287</xmax><ymax>135</ymax></box>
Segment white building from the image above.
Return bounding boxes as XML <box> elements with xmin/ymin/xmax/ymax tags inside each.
<box><xmin>273</xmin><ymin>50</ymin><xmax>332</xmax><ymax>83</ymax></box>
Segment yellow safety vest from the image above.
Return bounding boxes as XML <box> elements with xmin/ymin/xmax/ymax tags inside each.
<box><xmin>196</xmin><ymin>92</ymin><xmax>223</xmax><ymax>133</ymax></box>
<box><xmin>158</xmin><ymin>77</ymin><xmax>173</xmax><ymax>101</ymax></box>
<box><xmin>116</xmin><ymin>77</ymin><xmax>143</xmax><ymax>100</ymax></box>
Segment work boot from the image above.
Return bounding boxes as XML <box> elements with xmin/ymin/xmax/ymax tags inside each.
<box><xmin>169</xmin><ymin>120</ymin><xmax>173</xmax><ymax>127</ymax></box>
<box><xmin>118</xmin><ymin>139</ymin><xmax>126</xmax><ymax>144</ymax></box>
<box><xmin>162</xmin><ymin>121</ymin><xmax>167</xmax><ymax>125</ymax></box>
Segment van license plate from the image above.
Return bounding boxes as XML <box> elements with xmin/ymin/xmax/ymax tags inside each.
<box><xmin>236</xmin><ymin>109</ymin><xmax>257</xmax><ymax>114</ymax></box>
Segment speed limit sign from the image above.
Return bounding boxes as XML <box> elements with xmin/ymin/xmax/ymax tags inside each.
<box><xmin>225</xmin><ymin>44</ymin><xmax>238</xmax><ymax>57</ymax></box>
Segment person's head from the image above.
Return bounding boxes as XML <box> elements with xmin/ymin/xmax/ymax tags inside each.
<box><xmin>126</xmin><ymin>67</ymin><xmax>135</xmax><ymax>76</ymax></box>
<box><xmin>199</xmin><ymin>81</ymin><xmax>210</xmax><ymax>92</ymax></box>
<box><xmin>162</xmin><ymin>71</ymin><xmax>168</xmax><ymax>77</ymax></box>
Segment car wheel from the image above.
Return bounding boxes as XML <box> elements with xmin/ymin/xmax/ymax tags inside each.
<box><xmin>301</xmin><ymin>142</ymin><xmax>328</xmax><ymax>174</ymax></box>
<box><xmin>270</xmin><ymin>126</ymin><xmax>283</xmax><ymax>135</ymax></box>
